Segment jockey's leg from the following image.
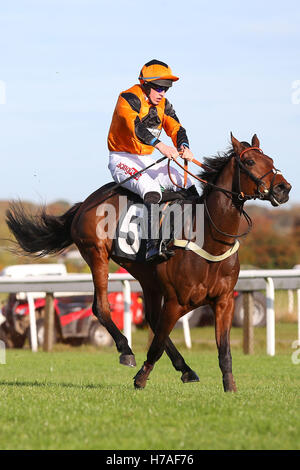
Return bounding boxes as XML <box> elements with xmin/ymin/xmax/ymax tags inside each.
<box><xmin>143</xmin><ymin>192</ymin><xmax>175</xmax><ymax>262</ymax></box>
<box><xmin>108</xmin><ymin>152</ymin><xmax>174</xmax><ymax>262</ymax></box>
<box><xmin>108</xmin><ymin>152</ymin><xmax>162</xmax><ymax>200</ymax></box>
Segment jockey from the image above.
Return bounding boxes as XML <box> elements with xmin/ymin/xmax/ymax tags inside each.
<box><xmin>107</xmin><ymin>59</ymin><xmax>197</xmax><ymax>262</ymax></box>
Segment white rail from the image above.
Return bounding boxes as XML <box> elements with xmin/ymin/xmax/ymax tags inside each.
<box><xmin>1</xmin><ymin>269</ymin><xmax>300</xmax><ymax>355</ymax></box>
<box><xmin>237</xmin><ymin>269</ymin><xmax>300</xmax><ymax>355</ymax></box>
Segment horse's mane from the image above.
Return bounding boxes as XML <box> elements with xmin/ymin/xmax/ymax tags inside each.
<box><xmin>197</xmin><ymin>141</ymin><xmax>251</xmax><ymax>200</ymax></box>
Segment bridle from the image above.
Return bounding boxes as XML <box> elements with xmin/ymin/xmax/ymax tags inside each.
<box><xmin>234</xmin><ymin>146</ymin><xmax>282</xmax><ymax>203</ymax></box>
<box><xmin>168</xmin><ymin>146</ymin><xmax>282</xmax><ymax>239</ymax></box>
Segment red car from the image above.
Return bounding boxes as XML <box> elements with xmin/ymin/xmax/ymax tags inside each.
<box><xmin>1</xmin><ymin>267</ymin><xmax>144</xmax><ymax>349</ymax></box>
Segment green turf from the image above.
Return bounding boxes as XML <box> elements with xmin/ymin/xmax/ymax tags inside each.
<box><xmin>0</xmin><ymin>325</ymin><xmax>299</xmax><ymax>450</ymax></box>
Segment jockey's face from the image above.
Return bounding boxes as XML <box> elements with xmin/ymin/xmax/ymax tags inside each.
<box><xmin>147</xmin><ymin>83</ymin><xmax>169</xmax><ymax>105</ymax></box>
<box><xmin>148</xmin><ymin>87</ymin><xmax>166</xmax><ymax>105</ymax></box>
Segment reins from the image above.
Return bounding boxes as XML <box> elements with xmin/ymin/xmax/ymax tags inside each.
<box><xmin>167</xmin><ymin>154</ymin><xmax>254</xmax><ymax>238</ymax></box>
<box><xmin>168</xmin><ymin>156</ymin><xmax>246</xmax><ymax>199</ymax></box>
<box><xmin>169</xmin><ymin>147</ymin><xmax>273</xmax><ymax>201</ymax></box>
<box><xmin>203</xmin><ymin>198</ymin><xmax>253</xmax><ymax>239</ymax></box>
<box><xmin>90</xmin><ymin>145</ymin><xmax>279</xmax><ymax>241</ymax></box>
<box><xmin>168</xmin><ymin>146</ymin><xmax>280</xmax><ymax>239</ymax></box>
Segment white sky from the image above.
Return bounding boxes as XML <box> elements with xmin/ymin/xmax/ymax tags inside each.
<box><xmin>0</xmin><ymin>0</ymin><xmax>299</xmax><ymax>205</ymax></box>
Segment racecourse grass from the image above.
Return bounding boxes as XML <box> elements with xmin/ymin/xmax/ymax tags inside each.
<box><xmin>0</xmin><ymin>324</ymin><xmax>299</xmax><ymax>450</ymax></box>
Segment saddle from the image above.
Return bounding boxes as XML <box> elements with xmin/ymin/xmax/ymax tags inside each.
<box><xmin>111</xmin><ymin>184</ymin><xmax>199</xmax><ymax>262</ymax></box>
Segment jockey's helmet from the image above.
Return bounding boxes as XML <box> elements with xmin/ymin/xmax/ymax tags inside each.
<box><xmin>138</xmin><ymin>60</ymin><xmax>179</xmax><ymax>88</ymax></box>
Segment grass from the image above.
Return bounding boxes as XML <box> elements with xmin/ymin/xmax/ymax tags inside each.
<box><xmin>0</xmin><ymin>324</ymin><xmax>299</xmax><ymax>450</ymax></box>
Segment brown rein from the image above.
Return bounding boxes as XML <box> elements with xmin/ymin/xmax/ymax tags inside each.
<box><xmin>168</xmin><ymin>146</ymin><xmax>271</xmax><ymax>201</ymax></box>
<box><xmin>167</xmin><ymin>156</ymin><xmax>211</xmax><ymax>190</ymax></box>
<box><xmin>167</xmin><ymin>146</ymin><xmax>269</xmax><ymax>239</ymax></box>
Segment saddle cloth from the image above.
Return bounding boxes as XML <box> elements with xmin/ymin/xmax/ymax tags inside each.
<box><xmin>111</xmin><ymin>187</ymin><xmax>200</xmax><ymax>262</ymax></box>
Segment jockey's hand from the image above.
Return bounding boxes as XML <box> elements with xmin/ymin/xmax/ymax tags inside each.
<box><xmin>179</xmin><ymin>145</ymin><xmax>194</xmax><ymax>162</ymax></box>
<box><xmin>155</xmin><ymin>142</ymin><xmax>179</xmax><ymax>160</ymax></box>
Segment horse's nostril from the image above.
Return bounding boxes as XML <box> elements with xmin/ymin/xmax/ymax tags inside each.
<box><xmin>275</xmin><ymin>183</ymin><xmax>291</xmax><ymax>194</ymax></box>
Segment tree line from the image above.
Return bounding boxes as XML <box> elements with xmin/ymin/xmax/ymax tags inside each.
<box><xmin>0</xmin><ymin>200</ymin><xmax>299</xmax><ymax>271</ymax></box>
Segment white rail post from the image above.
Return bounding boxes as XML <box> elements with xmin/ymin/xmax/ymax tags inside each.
<box><xmin>0</xmin><ymin>340</ymin><xmax>6</xmax><ymax>364</ymax></box>
<box><xmin>181</xmin><ymin>315</ymin><xmax>192</xmax><ymax>349</ymax></box>
<box><xmin>27</xmin><ymin>293</ymin><xmax>38</xmax><ymax>352</ymax></box>
<box><xmin>297</xmin><ymin>289</ymin><xmax>300</xmax><ymax>344</ymax></box>
<box><xmin>288</xmin><ymin>289</ymin><xmax>294</xmax><ymax>314</ymax></box>
<box><xmin>266</xmin><ymin>277</ymin><xmax>275</xmax><ymax>356</ymax></box>
<box><xmin>122</xmin><ymin>280</ymin><xmax>132</xmax><ymax>348</ymax></box>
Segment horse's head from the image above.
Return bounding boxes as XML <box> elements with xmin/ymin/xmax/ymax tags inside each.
<box><xmin>231</xmin><ymin>133</ymin><xmax>291</xmax><ymax>206</ymax></box>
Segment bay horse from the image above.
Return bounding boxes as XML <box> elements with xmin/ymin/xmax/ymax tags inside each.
<box><xmin>6</xmin><ymin>134</ymin><xmax>291</xmax><ymax>392</ymax></box>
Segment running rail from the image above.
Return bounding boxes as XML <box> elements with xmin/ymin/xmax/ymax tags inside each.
<box><xmin>0</xmin><ymin>269</ymin><xmax>300</xmax><ymax>355</ymax></box>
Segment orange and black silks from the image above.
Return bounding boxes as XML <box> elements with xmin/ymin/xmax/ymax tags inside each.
<box><xmin>107</xmin><ymin>84</ymin><xmax>189</xmax><ymax>155</ymax></box>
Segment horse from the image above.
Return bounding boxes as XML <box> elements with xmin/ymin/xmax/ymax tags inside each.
<box><xmin>6</xmin><ymin>133</ymin><xmax>291</xmax><ymax>392</ymax></box>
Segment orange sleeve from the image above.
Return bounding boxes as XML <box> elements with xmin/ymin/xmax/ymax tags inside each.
<box><xmin>162</xmin><ymin>99</ymin><xmax>189</xmax><ymax>149</ymax></box>
<box><xmin>114</xmin><ymin>94</ymin><xmax>139</xmax><ymax>142</ymax></box>
<box><xmin>163</xmin><ymin>114</ymin><xmax>182</xmax><ymax>148</ymax></box>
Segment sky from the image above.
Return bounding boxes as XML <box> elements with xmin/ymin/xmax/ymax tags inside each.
<box><xmin>0</xmin><ymin>0</ymin><xmax>300</xmax><ymax>206</ymax></box>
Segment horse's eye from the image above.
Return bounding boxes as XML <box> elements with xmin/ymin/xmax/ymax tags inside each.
<box><xmin>245</xmin><ymin>159</ymin><xmax>255</xmax><ymax>167</ymax></box>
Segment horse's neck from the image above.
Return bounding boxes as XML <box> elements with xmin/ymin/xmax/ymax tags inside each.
<box><xmin>204</xmin><ymin>157</ymin><xmax>242</xmax><ymax>248</ymax></box>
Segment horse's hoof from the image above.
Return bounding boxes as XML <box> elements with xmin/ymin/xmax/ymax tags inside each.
<box><xmin>119</xmin><ymin>354</ymin><xmax>136</xmax><ymax>367</ymax></box>
<box><xmin>133</xmin><ymin>362</ymin><xmax>153</xmax><ymax>389</ymax></box>
<box><xmin>181</xmin><ymin>370</ymin><xmax>200</xmax><ymax>383</ymax></box>
<box><xmin>223</xmin><ymin>374</ymin><xmax>237</xmax><ymax>392</ymax></box>
<box><xmin>133</xmin><ymin>372</ymin><xmax>147</xmax><ymax>390</ymax></box>
<box><xmin>134</xmin><ymin>378</ymin><xmax>145</xmax><ymax>390</ymax></box>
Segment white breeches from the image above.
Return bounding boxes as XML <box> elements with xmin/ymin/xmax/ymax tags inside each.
<box><xmin>108</xmin><ymin>151</ymin><xmax>193</xmax><ymax>201</ymax></box>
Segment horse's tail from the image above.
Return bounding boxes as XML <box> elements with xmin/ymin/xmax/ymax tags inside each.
<box><xmin>6</xmin><ymin>201</ymin><xmax>82</xmax><ymax>257</ymax></box>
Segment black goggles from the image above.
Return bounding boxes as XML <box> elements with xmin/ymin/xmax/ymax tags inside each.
<box><xmin>149</xmin><ymin>83</ymin><xmax>170</xmax><ymax>93</ymax></box>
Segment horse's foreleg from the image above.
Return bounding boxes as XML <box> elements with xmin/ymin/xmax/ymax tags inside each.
<box><xmin>214</xmin><ymin>292</ymin><xmax>237</xmax><ymax>392</ymax></box>
<box><xmin>143</xmin><ymin>288</ymin><xmax>199</xmax><ymax>383</ymax></box>
<box><xmin>165</xmin><ymin>339</ymin><xmax>199</xmax><ymax>383</ymax></box>
<box><xmin>134</xmin><ymin>300</ymin><xmax>183</xmax><ymax>389</ymax></box>
<box><xmin>91</xmin><ymin>254</ymin><xmax>136</xmax><ymax>367</ymax></box>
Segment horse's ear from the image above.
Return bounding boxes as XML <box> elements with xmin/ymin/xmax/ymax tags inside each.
<box><xmin>230</xmin><ymin>133</ymin><xmax>244</xmax><ymax>156</ymax></box>
<box><xmin>251</xmin><ymin>134</ymin><xmax>260</xmax><ymax>148</ymax></box>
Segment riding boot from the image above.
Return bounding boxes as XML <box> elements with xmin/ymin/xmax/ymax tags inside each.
<box><xmin>144</xmin><ymin>192</ymin><xmax>175</xmax><ymax>263</ymax></box>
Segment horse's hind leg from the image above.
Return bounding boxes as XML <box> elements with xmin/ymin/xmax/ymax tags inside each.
<box><xmin>143</xmin><ymin>288</ymin><xmax>199</xmax><ymax>383</ymax></box>
<box><xmin>90</xmin><ymin>252</ymin><xmax>136</xmax><ymax>367</ymax></box>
